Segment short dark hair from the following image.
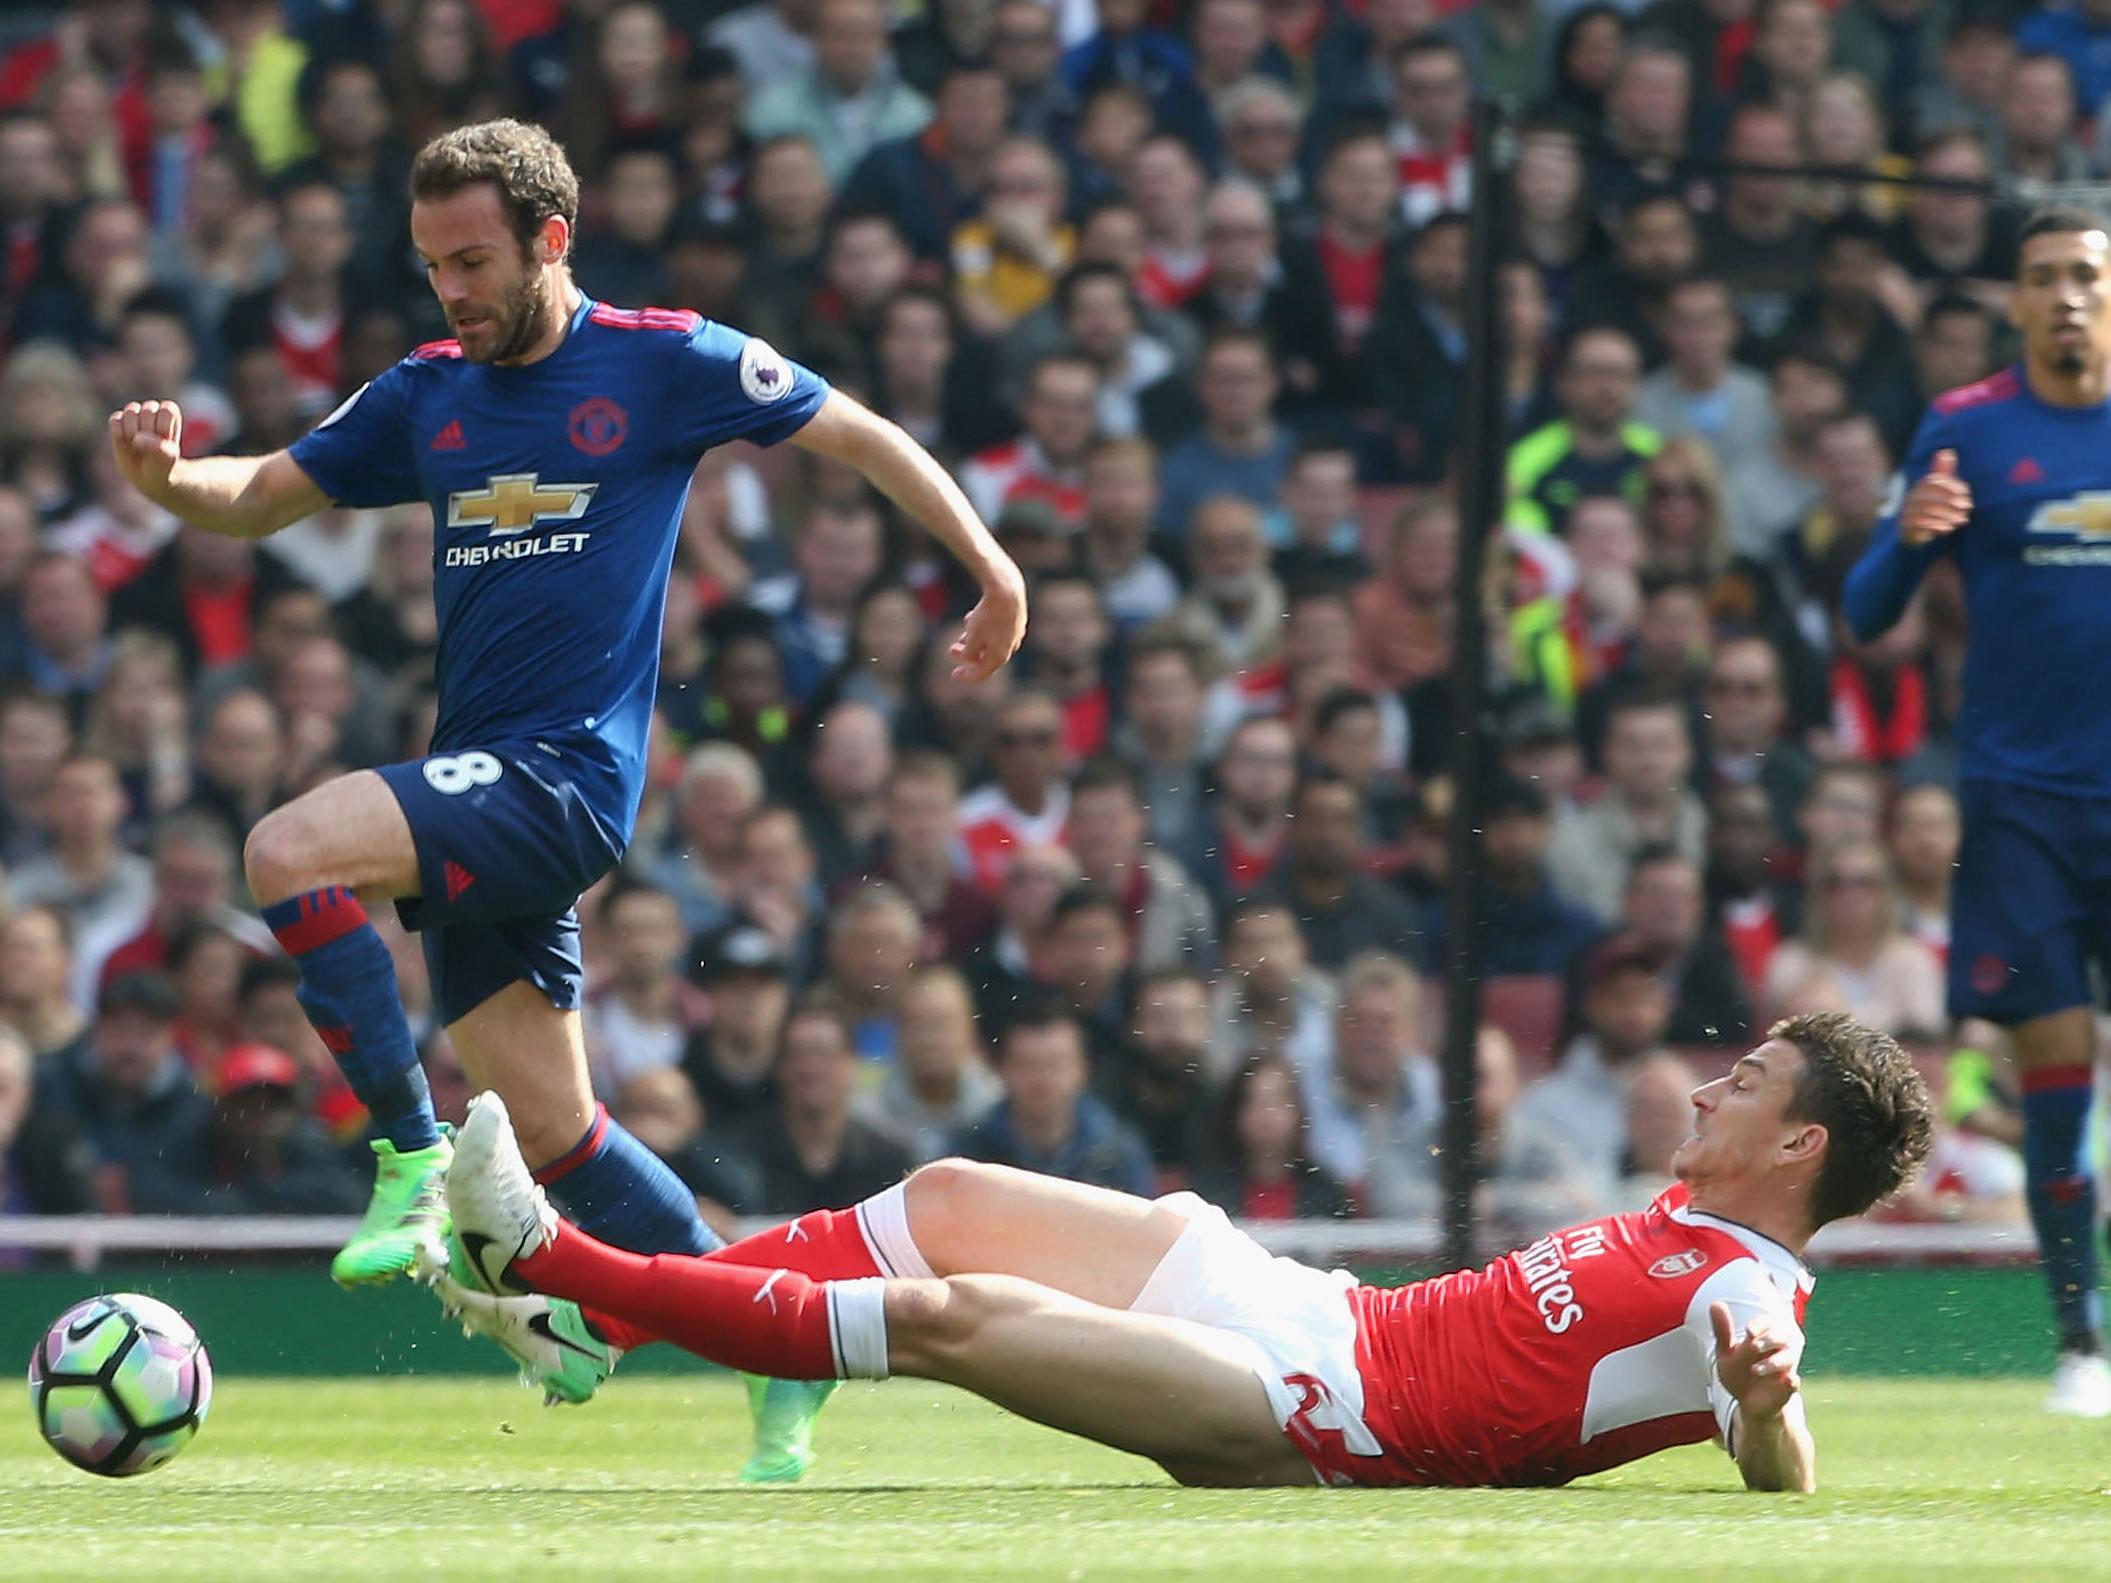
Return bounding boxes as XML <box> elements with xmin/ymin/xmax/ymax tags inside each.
<box><xmin>1055</xmin><ymin>259</ymin><xmax>1135</xmax><ymax>321</ymax></box>
<box><xmin>1920</xmin><ymin>291</ymin><xmax>1991</xmax><ymax>334</ymax></box>
<box><xmin>2020</xmin><ymin>204</ymin><xmax>2110</xmax><ymax>251</ymax></box>
<box><xmin>238</xmin><ymin>952</ymin><xmax>303</xmax><ymax>1005</ymax></box>
<box><xmin>997</xmin><ymin>989</ymin><xmax>1082</xmax><ymax>1053</ymax></box>
<box><xmin>1071</xmin><ymin>754</ymin><xmax>1144</xmax><ymax>805</ymax></box>
<box><xmin>1049</xmin><ymin>879</ymin><xmax>1124</xmax><ymax>928</ymax></box>
<box><xmin>1313</xmin><ymin>686</ymin><xmax>1379</xmax><ymax>737</ymax></box>
<box><xmin>1815</xmin><ymin>210</ymin><xmax>1889</xmax><ymax>256</ymax></box>
<box><xmin>409</xmin><ymin>117</ymin><xmax>582</xmax><ymax>257</ymax></box>
<box><xmin>1774</xmin><ymin>1011</ymin><xmax>1935</xmax><ymax>1226</ymax></box>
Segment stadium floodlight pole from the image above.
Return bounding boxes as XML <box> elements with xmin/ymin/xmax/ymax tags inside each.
<box><xmin>1439</xmin><ymin>97</ymin><xmax>1513</xmax><ymax>1277</ymax></box>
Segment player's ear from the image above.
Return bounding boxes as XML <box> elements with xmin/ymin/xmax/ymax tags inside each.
<box><xmin>1780</xmin><ymin>1119</ymin><xmax>1827</xmax><ymax>1169</ymax></box>
<box><xmin>540</xmin><ymin>214</ymin><xmax>570</xmax><ymax>266</ymax></box>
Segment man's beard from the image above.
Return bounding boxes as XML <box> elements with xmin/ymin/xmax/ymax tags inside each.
<box><xmin>2052</xmin><ymin>342</ymin><xmax>2090</xmax><ymax>375</ymax></box>
<box><xmin>464</xmin><ymin>266</ymin><xmax>550</xmax><ymax>364</ymax></box>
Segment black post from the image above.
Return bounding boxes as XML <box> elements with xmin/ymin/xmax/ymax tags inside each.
<box><xmin>1439</xmin><ymin>99</ymin><xmax>1510</xmax><ymax>1276</ymax></box>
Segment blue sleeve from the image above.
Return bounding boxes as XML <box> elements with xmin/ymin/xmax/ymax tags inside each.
<box><xmin>1843</xmin><ymin>409</ymin><xmax>1953</xmax><ymax>643</ymax></box>
<box><xmin>286</xmin><ymin>364</ymin><xmax>423</xmax><ymax>509</ymax></box>
<box><xmin>670</xmin><ymin>319</ymin><xmax>830</xmax><ymax>454</ymax></box>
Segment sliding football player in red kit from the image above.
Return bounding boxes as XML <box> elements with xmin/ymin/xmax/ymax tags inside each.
<box><xmin>430</xmin><ymin>1011</ymin><xmax>1930</xmax><ymax>1492</ymax></box>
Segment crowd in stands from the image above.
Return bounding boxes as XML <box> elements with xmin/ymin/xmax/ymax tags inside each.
<box><xmin>0</xmin><ymin>0</ymin><xmax>2061</xmax><ymax>1247</ymax></box>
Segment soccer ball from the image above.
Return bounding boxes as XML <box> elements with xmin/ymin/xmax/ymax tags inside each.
<box><xmin>27</xmin><ymin>1294</ymin><xmax>213</xmax><ymax>1477</ymax></box>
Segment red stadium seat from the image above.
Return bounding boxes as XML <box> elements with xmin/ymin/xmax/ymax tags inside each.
<box><xmin>1481</xmin><ymin>975</ymin><xmax>1566</xmax><ymax>1077</ymax></box>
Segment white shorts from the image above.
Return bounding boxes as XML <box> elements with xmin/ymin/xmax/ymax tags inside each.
<box><xmin>1131</xmin><ymin>1192</ymin><xmax>1383</xmax><ymax>1483</ymax></box>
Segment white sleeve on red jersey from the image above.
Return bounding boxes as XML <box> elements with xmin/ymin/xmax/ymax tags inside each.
<box><xmin>1683</xmin><ymin>1257</ymin><xmax>1810</xmax><ymax>1454</ymax></box>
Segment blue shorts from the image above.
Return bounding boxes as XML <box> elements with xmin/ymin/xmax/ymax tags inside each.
<box><xmin>377</xmin><ymin>745</ymin><xmax>623</xmax><ymax>1026</ymax></box>
<box><xmin>1949</xmin><ymin>778</ymin><xmax>2111</xmax><ymax>1024</ymax></box>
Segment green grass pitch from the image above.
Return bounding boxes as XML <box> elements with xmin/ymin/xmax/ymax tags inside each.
<box><xmin>5</xmin><ymin>1377</ymin><xmax>2109</xmax><ymax>1581</ymax></box>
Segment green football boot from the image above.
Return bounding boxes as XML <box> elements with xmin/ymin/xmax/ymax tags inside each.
<box><xmin>739</xmin><ymin>1375</ymin><xmax>840</xmax><ymax>1484</ymax></box>
<box><xmin>330</xmin><ymin>1135</ymin><xmax>452</xmax><ymax>1287</ymax></box>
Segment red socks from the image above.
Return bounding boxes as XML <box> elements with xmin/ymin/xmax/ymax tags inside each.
<box><xmin>707</xmin><ymin>1204</ymin><xmax>888</xmax><ymax>1281</ymax></box>
<box><xmin>519</xmin><ymin>1221</ymin><xmax>892</xmax><ymax>1380</ymax></box>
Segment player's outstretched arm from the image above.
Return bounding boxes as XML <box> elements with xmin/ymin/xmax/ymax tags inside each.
<box><xmin>790</xmin><ymin>390</ymin><xmax>1027</xmax><ymax>681</ymax></box>
<box><xmin>108</xmin><ymin>399</ymin><xmax>327</xmax><ymax>540</ymax></box>
<box><xmin>1711</xmin><ymin>1301</ymin><xmax>1818</xmax><ymax>1494</ymax></box>
<box><xmin>1843</xmin><ymin>444</ymin><xmax>1966</xmax><ymax>643</ymax></box>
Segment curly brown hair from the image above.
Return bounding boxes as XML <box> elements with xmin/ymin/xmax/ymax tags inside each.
<box><xmin>409</xmin><ymin>118</ymin><xmax>580</xmax><ymax>259</ymax></box>
<box><xmin>1773</xmin><ymin>1010</ymin><xmax>1935</xmax><ymax>1227</ymax></box>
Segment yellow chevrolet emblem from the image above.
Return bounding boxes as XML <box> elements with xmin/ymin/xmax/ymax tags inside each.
<box><xmin>446</xmin><ymin>473</ymin><xmax>597</xmax><ymax>535</ymax></box>
<box><xmin>2033</xmin><ymin>494</ymin><xmax>2111</xmax><ymax>539</ymax></box>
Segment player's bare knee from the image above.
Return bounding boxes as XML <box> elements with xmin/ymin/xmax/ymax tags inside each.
<box><xmin>884</xmin><ymin>1274</ymin><xmax>1016</xmax><ymax>1376</ymax></box>
<box><xmin>243</xmin><ymin>812</ymin><xmax>318</xmax><ymax>906</ymax></box>
<box><xmin>901</xmin><ymin>1156</ymin><xmax>990</xmax><ymax>1239</ymax></box>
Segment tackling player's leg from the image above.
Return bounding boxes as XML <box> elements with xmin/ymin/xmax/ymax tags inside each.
<box><xmin>244</xmin><ymin>771</ymin><xmax>449</xmax><ymax>1287</ymax></box>
<box><xmin>441</xmin><ymin>1094</ymin><xmax>1308</xmax><ymax>1487</ymax></box>
<box><xmin>444</xmin><ymin>981</ymin><xmax>837</xmax><ymax>1477</ymax></box>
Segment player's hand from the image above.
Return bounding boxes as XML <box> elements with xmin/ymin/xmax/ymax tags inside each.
<box><xmin>1900</xmin><ymin>449</ymin><xmax>1970</xmax><ymax>548</ymax></box>
<box><xmin>1711</xmin><ymin>1301</ymin><xmax>1804</xmax><ymax>1423</ymax></box>
<box><xmin>952</xmin><ymin>567</ymin><xmax>1028</xmax><ymax>682</ymax></box>
<box><xmin>108</xmin><ymin>400</ymin><xmax>184</xmax><ymax>498</ymax></box>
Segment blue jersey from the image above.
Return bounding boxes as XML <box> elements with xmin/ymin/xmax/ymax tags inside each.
<box><xmin>288</xmin><ymin>295</ymin><xmax>829</xmax><ymax>848</ymax></box>
<box><xmin>1844</xmin><ymin>366</ymin><xmax>2111</xmax><ymax>798</ymax></box>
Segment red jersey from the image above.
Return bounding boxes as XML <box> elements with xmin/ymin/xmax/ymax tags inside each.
<box><xmin>1310</xmin><ymin>1187</ymin><xmax>1812</xmax><ymax>1487</ymax></box>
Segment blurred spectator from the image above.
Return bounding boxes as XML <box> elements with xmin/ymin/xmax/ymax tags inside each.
<box><xmin>1724</xmin><ymin>343</ymin><xmax>1848</xmax><ymax>557</ymax></box>
<box><xmin>1706</xmin><ymin>777</ymin><xmax>1798</xmax><ymax>996</ymax></box>
<box><xmin>612</xmin><ymin>1065</ymin><xmax>760</xmax><ymax>1219</ymax></box>
<box><xmin>1023</xmin><ymin>569</ymin><xmax>1114</xmax><ymax>757</ymax></box>
<box><xmin>1499</xmin><ymin>934</ymin><xmax>1673</xmax><ymax>1226</ymax></box>
<box><xmin>1306</xmin><ymin>950</ymin><xmax>1443</xmax><ymax>1216</ymax></box>
<box><xmin>235</xmin><ymin>951</ymin><xmax>363</xmax><ymax>1146</ymax></box>
<box><xmin>1367</xmin><ymin>210</ymin><xmax>1471</xmax><ymax>485</ymax></box>
<box><xmin>1783</xmin><ymin>216</ymin><xmax>1918</xmax><ymax>440</ymax></box>
<box><xmin>1278</xmin><ymin>124</ymin><xmax>1398</xmax><ymax>422</ymax></box>
<box><xmin>86</xmin><ymin>811</ymin><xmax>268</xmax><ymax>1003</ymax></box>
<box><xmin>1549</xmin><ymin>687</ymin><xmax>1705</xmax><ymax>924</ymax></box>
<box><xmin>12</xmin><ymin>198</ymin><xmax>152</xmax><ymax>354</ymax></box>
<box><xmin>720</xmin><ymin>803</ymin><xmax>824</xmax><ymax>982</ymax></box>
<box><xmin>953</xmin><ymin>991</ymin><xmax>1155</xmax><ymax>1194</ymax></box>
<box><xmin>1453</xmin><ymin>774</ymin><xmax>1601</xmax><ymax>981</ymax></box>
<box><xmin>390</xmin><ymin>0</ymin><xmax>511</xmax><ymax>152</ymax></box>
<box><xmin>1635</xmin><ymin>277</ymin><xmax>1774</xmax><ymax>475</ymax></box>
<box><xmin>1271</xmin><ymin>770</ymin><xmax>1426</xmax><ymax>971</ymax></box>
<box><xmin>847</xmin><ymin>750</ymin><xmax>993</xmax><ymax>963</ymax></box>
<box><xmin>280</xmin><ymin>53</ymin><xmax>409</xmax><ymax>301</ymax></box>
<box><xmin>952</xmin><ymin>136</ymin><xmax>1074</xmax><ymax>339</ymax></box>
<box><xmin>855</xmin><ymin>961</ymin><xmax>1001</xmax><ymax>1162</ymax></box>
<box><xmin>746</xmin><ymin>500</ymin><xmax>886</xmax><ymax>704</ymax></box>
<box><xmin>587</xmin><ymin>883</ymin><xmax>711</xmax><ymax>1093</ymax></box>
<box><xmin>1704</xmin><ymin>633</ymin><xmax>1815</xmax><ymax>848</ymax></box>
<box><xmin>1614</xmin><ymin>1049</ymin><xmax>1700</xmax><ymax>1208</ymax></box>
<box><xmin>183</xmin><ymin>686</ymin><xmax>285</xmax><ymax>853</ymax></box>
<box><xmin>36</xmin><ymin>970</ymin><xmax>211</xmax><ymax>1213</ymax></box>
<box><xmin>795</xmin><ymin>700</ymin><xmax>893</xmax><ymax>889</ymax></box>
<box><xmin>108</xmin><ymin>523</ymin><xmax>306</xmax><ymax>681</ymax></box>
<box><xmin>1187</xmin><ymin>179</ymin><xmax>1291</xmax><ymax>354</ymax></box>
<box><xmin>1889</xmin><ymin>781</ymin><xmax>1959</xmax><ymax>960</ymax></box>
<box><xmin>1099</xmin><ymin>966</ymin><xmax>1215</xmax><ymax>1185</ymax></box>
<box><xmin>962</xmin><ymin>353</ymin><xmax>1096</xmax><ymax>527</ymax></box>
<box><xmin>572</xmin><ymin>142</ymin><xmax>680</xmax><ymax>308</ymax></box>
<box><xmin>1033</xmin><ymin>880</ymin><xmax>1134</xmax><ymax>1056</ymax></box>
<box><xmin>710</xmin><ymin>0</ymin><xmax>823</xmax><ymax>91</ymax></box>
<box><xmin>1991</xmin><ymin>50</ymin><xmax>2087</xmax><ymax>187</ymax></box>
<box><xmin>746</xmin><ymin>0</ymin><xmax>931</xmax><ymax>183</ymax></box>
<box><xmin>166</xmin><ymin>918</ymin><xmax>252</xmax><ymax>1079</ymax></box>
<box><xmin>0</xmin><ymin>1022</ymin><xmax>94</xmax><ymax>1216</ymax></box>
<box><xmin>1196</xmin><ymin>1052</ymin><xmax>1355</xmax><ymax>1219</ymax></box>
<box><xmin>332</xmin><ymin>505</ymin><xmax>437</xmax><ymax>680</ymax></box>
<box><xmin>820</xmin><ymin>881</ymin><xmax>923</xmax><ymax>1063</ymax></box>
<box><xmin>968</xmin><ymin>840</ymin><xmax>1079</xmax><ymax>1028</ymax></box>
<box><xmin>1388</xmin><ymin>34</ymin><xmax>1474</xmax><ymax>228</ymax></box>
<box><xmin>1080</xmin><ymin>436</ymin><xmax>1180</xmax><ymax>630</ymax></box>
<box><xmin>1700</xmin><ymin>104</ymin><xmax>1814</xmax><ymax>345</ymax></box>
<box><xmin>1158</xmin><ymin>331</ymin><xmax>1292</xmax><ymax>534</ymax></box>
<box><xmin>0</xmin><ymin>686</ymin><xmax>69</xmax><ymax>864</ymax></box>
<box><xmin>9</xmin><ymin>753</ymin><xmax>152</xmax><ymax>952</ymax></box>
<box><xmin>742</xmin><ymin>134</ymin><xmax>832</xmax><ymax>328</ymax></box>
<box><xmin>1507</xmin><ymin>324</ymin><xmax>1660</xmax><ymax>539</ymax></box>
<box><xmin>1619</xmin><ymin>843</ymin><xmax>1755</xmax><ymax>1047</ymax></box>
<box><xmin>1913</xmin><ymin>12</ymin><xmax>2012</xmax><ymax>147</ymax></box>
<box><xmin>1208</xmin><ymin>893</ymin><xmax>1335</xmax><ymax>1086</ymax></box>
<box><xmin>1214</xmin><ymin>79</ymin><xmax>1305</xmax><ymax>217</ymax></box>
<box><xmin>1767</xmin><ymin>836</ymin><xmax>1945</xmax><ymax>1038</ymax></box>
<box><xmin>0</xmin><ymin>904</ymin><xmax>86</xmax><ymax>1063</ymax></box>
<box><xmin>1181</xmin><ymin>713</ymin><xmax>1295</xmax><ymax>912</ymax></box>
<box><xmin>76</xmin><ymin>630</ymin><xmax>187</xmax><ymax>840</ymax></box>
<box><xmin>1592</xmin><ymin>38</ymin><xmax>1691</xmax><ymax>209</ymax></box>
<box><xmin>145</xmin><ymin>1042</ymin><xmax>369</xmax><ymax>1215</ymax></box>
<box><xmin>740</xmin><ymin>997</ymin><xmax>913</xmax><ymax>1212</ymax></box>
<box><xmin>16</xmin><ymin>548</ymin><xmax>110</xmax><ymax>716</ymax></box>
<box><xmin>959</xmin><ymin>689</ymin><xmax>1072</xmax><ymax>893</ymax></box>
<box><xmin>684</xmin><ymin>923</ymin><xmax>793</xmax><ymax>1137</ymax></box>
<box><xmin>221</xmin><ymin>179</ymin><xmax>352</xmax><ymax>417</ymax></box>
<box><xmin>1171</xmin><ymin>495</ymin><xmax>1283</xmax><ymax>673</ymax></box>
<box><xmin>1066</xmin><ymin>756</ymin><xmax>1216</xmax><ymax>976</ymax></box>
<box><xmin>1113</xmin><ymin>635</ymin><xmax>1209</xmax><ymax>846</ymax></box>
<box><xmin>843</xmin><ymin>61</ymin><xmax>1008</xmax><ymax>265</ymax></box>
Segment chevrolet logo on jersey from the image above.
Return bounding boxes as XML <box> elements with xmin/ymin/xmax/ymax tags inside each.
<box><xmin>2029</xmin><ymin>494</ymin><xmax>2111</xmax><ymax>539</ymax></box>
<box><xmin>447</xmin><ymin>473</ymin><xmax>597</xmax><ymax>534</ymax></box>
<box><xmin>443</xmin><ymin>474</ymin><xmax>597</xmax><ymax>568</ymax></box>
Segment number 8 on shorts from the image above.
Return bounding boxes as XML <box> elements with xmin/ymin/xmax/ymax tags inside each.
<box><xmin>422</xmin><ymin>752</ymin><xmax>504</xmax><ymax>796</ymax></box>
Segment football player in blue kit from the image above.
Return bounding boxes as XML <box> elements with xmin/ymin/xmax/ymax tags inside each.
<box><xmin>106</xmin><ymin>119</ymin><xmax>1027</xmax><ymax>1479</ymax></box>
<box><xmin>1846</xmin><ymin>207</ymin><xmax>2111</xmax><ymax>1419</ymax></box>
